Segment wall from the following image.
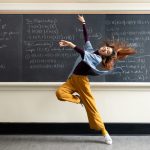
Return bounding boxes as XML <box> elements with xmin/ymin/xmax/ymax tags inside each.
<box><xmin>0</xmin><ymin>3</ymin><xmax>150</xmax><ymax>123</ymax></box>
<box><xmin>0</xmin><ymin>83</ymin><xmax>150</xmax><ymax>123</ymax></box>
<box><xmin>0</xmin><ymin>0</ymin><xmax>150</xmax><ymax>3</ymax></box>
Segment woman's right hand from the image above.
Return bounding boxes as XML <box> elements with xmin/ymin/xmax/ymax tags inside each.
<box><xmin>59</xmin><ymin>40</ymin><xmax>76</xmax><ymax>48</ymax></box>
<box><xmin>77</xmin><ymin>14</ymin><xmax>85</xmax><ymax>23</ymax></box>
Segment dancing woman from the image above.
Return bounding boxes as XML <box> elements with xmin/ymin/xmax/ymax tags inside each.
<box><xmin>56</xmin><ymin>15</ymin><xmax>136</xmax><ymax>145</ymax></box>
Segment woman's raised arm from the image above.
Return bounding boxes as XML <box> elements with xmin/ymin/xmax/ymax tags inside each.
<box><xmin>77</xmin><ymin>15</ymin><xmax>89</xmax><ymax>43</ymax></box>
<box><xmin>59</xmin><ymin>40</ymin><xmax>85</xmax><ymax>58</ymax></box>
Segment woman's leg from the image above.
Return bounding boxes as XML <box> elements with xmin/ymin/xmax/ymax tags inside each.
<box><xmin>72</xmin><ymin>75</ymin><xmax>108</xmax><ymax>135</ymax></box>
<box><xmin>56</xmin><ymin>74</ymin><xmax>112</xmax><ymax>144</ymax></box>
<box><xmin>55</xmin><ymin>76</ymin><xmax>81</xmax><ymax>104</ymax></box>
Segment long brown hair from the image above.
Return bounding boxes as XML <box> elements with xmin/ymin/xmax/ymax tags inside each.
<box><xmin>100</xmin><ymin>40</ymin><xmax>137</xmax><ymax>70</ymax></box>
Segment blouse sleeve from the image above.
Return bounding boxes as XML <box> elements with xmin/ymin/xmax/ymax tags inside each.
<box><xmin>83</xmin><ymin>23</ymin><xmax>89</xmax><ymax>43</ymax></box>
<box><xmin>74</xmin><ymin>46</ymin><xmax>85</xmax><ymax>59</ymax></box>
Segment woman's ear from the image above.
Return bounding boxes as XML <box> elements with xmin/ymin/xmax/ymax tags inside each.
<box><xmin>103</xmin><ymin>58</ymin><xmax>115</xmax><ymax>70</ymax></box>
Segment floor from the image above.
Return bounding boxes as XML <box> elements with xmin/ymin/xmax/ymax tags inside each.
<box><xmin>0</xmin><ymin>135</ymin><xmax>149</xmax><ymax>150</ymax></box>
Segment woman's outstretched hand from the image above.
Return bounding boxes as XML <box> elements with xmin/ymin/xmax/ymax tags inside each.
<box><xmin>77</xmin><ymin>14</ymin><xmax>85</xmax><ymax>23</ymax></box>
<box><xmin>59</xmin><ymin>40</ymin><xmax>76</xmax><ymax>48</ymax></box>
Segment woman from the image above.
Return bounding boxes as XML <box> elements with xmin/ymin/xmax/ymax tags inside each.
<box><xmin>56</xmin><ymin>15</ymin><xmax>136</xmax><ymax>145</ymax></box>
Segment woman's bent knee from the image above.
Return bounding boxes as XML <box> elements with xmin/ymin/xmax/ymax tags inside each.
<box><xmin>55</xmin><ymin>88</ymin><xmax>64</xmax><ymax>101</ymax></box>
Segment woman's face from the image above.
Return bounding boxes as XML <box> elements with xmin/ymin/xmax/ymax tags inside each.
<box><xmin>98</xmin><ymin>46</ymin><xmax>113</xmax><ymax>56</ymax></box>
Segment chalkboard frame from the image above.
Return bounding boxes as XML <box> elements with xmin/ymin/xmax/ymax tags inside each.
<box><xmin>1</xmin><ymin>10</ymin><xmax>150</xmax><ymax>14</ymax></box>
<box><xmin>1</xmin><ymin>10</ymin><xmax>150</xmax><ymax>85</ymax></box>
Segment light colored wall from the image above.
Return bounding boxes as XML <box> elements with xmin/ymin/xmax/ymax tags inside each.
<box><xmin>0</xmin><ymin>0</ymin><xmax>150</xmax><ymax>3</ymax></box>
<box><xmin>0</xmin><ymin>3</ymin><xmax>150</xmax><ymax>123</ymax></box>
<box><xmin>0</xmin><ymin>3</ymin><xmax>149</xmax><ymax>11</ymax></box>
<box><xmin>0</xmin><ymin>83</ymin><xmax>150</xmax><ymax>123</ymax></box>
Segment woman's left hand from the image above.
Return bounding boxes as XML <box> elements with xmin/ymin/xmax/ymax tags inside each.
<box><xmin>77</xmin><ymin>15</ymin><xmax>85</xmax><ymax>23</ymax></box>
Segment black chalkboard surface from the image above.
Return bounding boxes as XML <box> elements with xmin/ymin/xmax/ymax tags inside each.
<box><xmin>0</xmin><ymin>14</ymin><xmax>149</xmax><ymax>82</ymax></box>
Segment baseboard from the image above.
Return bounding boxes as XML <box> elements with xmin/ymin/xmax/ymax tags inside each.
<box><xmin>0</xmin><ymin>123</ymin><xmax>149</xmax><ymax>135</ymax></box>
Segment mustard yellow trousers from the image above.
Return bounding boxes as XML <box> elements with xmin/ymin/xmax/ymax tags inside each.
<box><xmin>55</xmin><ymin>74</ymin><xmax>108</xmax><ymax>136</ymax></box>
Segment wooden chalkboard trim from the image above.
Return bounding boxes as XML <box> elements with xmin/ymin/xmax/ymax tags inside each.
<box><xmin>1</xmin><ymin>10</ymin><xmax>150</xmax><ymax>14</ymax></box>
<box><xmin>0</xmin><ymin>82</ymin><xmax>150</xmax><ymax>87</ymax></box>
<box><xmin>0</xmin><ymin>83</ymin><xmax>150</xmax><ymax>92</ymax></box>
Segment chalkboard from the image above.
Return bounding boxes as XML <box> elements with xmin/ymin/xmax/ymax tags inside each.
<box><xmin>0</xmin><ymin>14</ymin><xmax>149</xmax><ymax>82</ymax></box>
